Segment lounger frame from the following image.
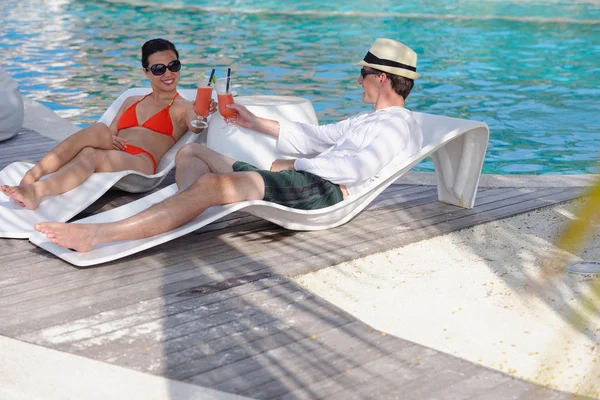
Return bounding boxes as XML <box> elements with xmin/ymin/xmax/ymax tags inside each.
<box><xmin>30</xmin><ymin>107</ymin><xmax>489</xmax><ymax>266</ymax></box>
<box><xmin>0</xmin><ymin>88</ymin><xmax>203</xmax><ymax>238</ymax></box>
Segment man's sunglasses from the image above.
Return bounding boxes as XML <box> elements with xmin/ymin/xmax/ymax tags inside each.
<box><xmin>360</xmin><ymin>68</ymin><xmax>381</xmax><ymax>79</ymax></box>
<box><xmin>146</xmin><ymin>60</ymin><xmax>182</xmax><ymax>76</ymax></box>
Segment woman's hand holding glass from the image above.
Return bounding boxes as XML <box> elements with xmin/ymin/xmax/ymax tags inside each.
<box><xmin>191</xmin><ymin>74</ymin><xmax>214</xmax><ymax>129</ymax></box>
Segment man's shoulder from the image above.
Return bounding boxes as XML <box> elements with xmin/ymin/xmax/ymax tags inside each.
<box><xmin>369</xmin><ymin>106</ymin><xmax>415</xmax><ymax>121</ymax></box>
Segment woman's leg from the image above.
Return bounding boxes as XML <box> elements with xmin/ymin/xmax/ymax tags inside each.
<box><xmin>2</xmin><ymin>147</ymin><xmax>152</xmax><ymax>209</ymax></box>
<box><xmin>20</xmin><ymin>123</ymin><xmax>113</xmax><ymax>185</ymax></box>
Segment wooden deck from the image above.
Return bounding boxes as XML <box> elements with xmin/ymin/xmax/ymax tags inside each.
<box><xmin>0</xmin><ymin>129</ymin><xmax>585</xmax><ymax>399</ymax></box>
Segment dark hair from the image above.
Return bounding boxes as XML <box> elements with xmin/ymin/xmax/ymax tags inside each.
<box><xmin>141</xmin><ymin>38</ymin><xmax>179</xmax><ymax>69</ymax></box>
<box><xmin>374</xmin><ymin>69</ymin><xmax>414</xmax><ymax>100</ymax></box>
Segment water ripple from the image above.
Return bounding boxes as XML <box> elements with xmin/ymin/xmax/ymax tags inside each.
<box><xmin>1</xmin><ymin>0</ymin><xmax>599</xmax><ymax>174</ymax></box>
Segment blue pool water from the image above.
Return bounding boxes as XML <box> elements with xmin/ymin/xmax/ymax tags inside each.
<box><xmin>1</xmin><ymin>0</ymin><xmax>599</xmax><ymax>174</ymax></box>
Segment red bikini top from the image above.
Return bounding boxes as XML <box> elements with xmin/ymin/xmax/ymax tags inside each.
<box><xmin>117</xmin><ymin>92</ymin><xmax>179</xmax><ymax>141</ymax></box>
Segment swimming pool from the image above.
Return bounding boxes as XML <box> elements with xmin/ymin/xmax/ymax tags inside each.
<box><xmin>1</xmin><ymin>0</ymin><xmax>599</xmax><ymax>174</ymax></box>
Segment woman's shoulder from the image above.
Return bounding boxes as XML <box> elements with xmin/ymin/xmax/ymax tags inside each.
<box><xmin>120</xmin><ymin>95</ymin><xmax>143</xmax><ymax>109</ymax></box>
<box><xmin>173</xmin><ymin>94</ymin><xmax>192</xmax><ymax>107</ymax></box>
<box><xmin>171</xmin><ymin>95</ymin><xmax>193</xmax><ymax>115</ymax></box>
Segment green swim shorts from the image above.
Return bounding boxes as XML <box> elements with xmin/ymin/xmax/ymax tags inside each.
<box><xmin>232</xmin><ymin>161</ymin><xmax>344</xmax><ymax>210</ymax></box>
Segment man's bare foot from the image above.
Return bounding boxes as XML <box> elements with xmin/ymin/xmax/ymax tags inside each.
<box><xmin>35</xmin><ymin>222</ymin><xmax>99</xmax><ymax>252</ymax></box>
<box><xmin>0</xmin><ymin>184</ymin><xmax>41</xmax><ymax>209</ymax></box>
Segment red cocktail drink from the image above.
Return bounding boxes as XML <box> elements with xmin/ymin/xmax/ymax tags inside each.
<box><xmin>194</xmin><ymin>86</ymin><xmax>213</xmax><ymax>117</ymax></box>
<box><xmin>191</xmin><ymin>73</ymin><xmax>214</xmax><ymax>129</ymax></box>
<box><xmin>218</xmin><ymin>93</ymin><xmax>236</xmax><ymax>118</ymax></box>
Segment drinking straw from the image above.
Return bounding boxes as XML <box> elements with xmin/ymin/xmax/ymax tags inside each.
<box><xmin>207</xmin><ymin>69</ymin><xmax>216</xmax><ymax>86</ymax></box>
<box><xmin>226</xmin><ymin>68</ymin><xmax>231</xmax><ymax>92</ymax></box>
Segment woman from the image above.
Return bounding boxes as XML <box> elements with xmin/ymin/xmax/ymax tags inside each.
<box><xmin>0</xmin><ymin>38</ymin><xmax>215</xmax><ymax>209</ymax></box>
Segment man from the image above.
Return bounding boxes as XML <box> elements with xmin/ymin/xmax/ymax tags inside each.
<box><xmin>36</xmin><ymin>38</ymin><xmax>424</xmax><ymax>252</ymax></box>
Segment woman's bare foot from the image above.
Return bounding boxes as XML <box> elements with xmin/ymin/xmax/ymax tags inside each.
<box><xmin>0</xmin><ymin>184</ymin><xmax>41</xmax><ymax>209</ymax></box>
<box><xmin>35</xmin><ymin>222</ymin><xmax>99</xmax><ymax>252</ymax></box>
<box><xmin>0</xmin><ymin>185</ymin><xmax>23</xmax><ymax>206</ymax></box>
<box><xmin>20</xmin><ymin>169</ymin><xmax>42</xmax><ymax>185</ymax></box>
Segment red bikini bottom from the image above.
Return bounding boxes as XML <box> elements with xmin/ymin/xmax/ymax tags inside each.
<box><xmin>123</xmin><ymin>145</ymin><xmax>157</xmax><ymax>173</ymax></box>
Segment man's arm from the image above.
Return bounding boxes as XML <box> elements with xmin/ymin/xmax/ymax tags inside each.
<box><xmin>270</xmin><ymin>159</ymin><xmax>296</xmax><ymax>172</ymax></box>
<box><xmin>228</xmin><ymin>103</ymin><xmax>352</xmax><ymax>157</ymax></box>
<box><xmin>294</xmin><ymin>118</ymin><xmax>416</xmax><ymax>184</ymax></box>
<box><xmin>227</xmin><ymin>103</ymin><xmax>280</xmax><ymax>137</ymax></box>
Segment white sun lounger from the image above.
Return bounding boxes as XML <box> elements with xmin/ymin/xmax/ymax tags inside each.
<box><xmin>29</xmin><ymin>110</ymin><xmax>489</xmax><ymax>267</ymax></box>
<box><xmin>0</xmin><ymin>88</ymin><xmax>207</xmax><ymax>238</ymax></box>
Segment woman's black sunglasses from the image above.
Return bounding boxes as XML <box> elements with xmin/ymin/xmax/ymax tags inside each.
<box><xmin>360</xmin><ymin>68</ymin><xmax>381</xmax><ymax>79</ymax></box>
<box><xmin>146</xmin><ymin>60</ymin><xmax>182</xmax><ymax>76</ymax></box>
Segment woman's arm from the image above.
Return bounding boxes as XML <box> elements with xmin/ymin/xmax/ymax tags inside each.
<box><xmin>106</xmin><ymin>96</ymin><xmax>137</xmax><ymax>150</ymax></box>
<box><xmin>108</xmin><ymin>96</ymin><xmax>137</xmax><ymax>135</ymax></box>
<box><xmin>180</xmin><ymin>98</ymin><xmax>217</xmax><ymax>134</ymax></box>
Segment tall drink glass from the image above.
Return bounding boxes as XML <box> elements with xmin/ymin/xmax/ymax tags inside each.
<box><xmin>191</xmin><ymin>74</ymin><xmax>213</xmax><ymax>129</ymax></box>
<box><xmin>215</xmin><ymin>77</ymin><xmax>236</xmax><ymax>121</ymax></box>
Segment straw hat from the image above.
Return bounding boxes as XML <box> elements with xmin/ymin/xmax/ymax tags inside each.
<box><xmin>356</xmin><ymin>38</ymin><xmax>420</xmax><ymax>80</ymax></box>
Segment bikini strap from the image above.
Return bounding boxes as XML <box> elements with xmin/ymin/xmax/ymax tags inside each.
<box><xmin>168</xmin><ymin>92</ymin><xmax>179</xmax><ymax>106</ymax></box>
<box><xmin>139</xmin><ymin>92</ymin><xmax>152</xmax><ymax>103</ymax></box>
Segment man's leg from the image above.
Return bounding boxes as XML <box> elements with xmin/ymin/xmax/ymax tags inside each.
<box><xmin>174</xmin><ymin>143</ymin><xmax>237</xmax><ymax>191</ymax></box>
<box><xmin>20</xmin><ymin>123</ymin><xmax>113</xmax><ymax>185</ymax></box>
<box><xmin>36</xmin><ymin>170</ymin><xmax>266</xmax><ymax>252</ymax></box>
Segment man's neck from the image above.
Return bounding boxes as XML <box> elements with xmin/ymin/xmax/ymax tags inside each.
<box><xmin>374</xmin><ymin>92</ymin><xmax>405</xmax><ymax>110</ymax></box>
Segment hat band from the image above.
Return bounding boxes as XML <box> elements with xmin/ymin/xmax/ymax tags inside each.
<box><xmin>363</xmin><ymin>51</ymin><xmax>417</xmax><ymax>72</ymax></box>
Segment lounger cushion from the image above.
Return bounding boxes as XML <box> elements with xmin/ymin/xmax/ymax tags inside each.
<box><xmin>0</xmin><ymin>67</ymin><xmax>24</xmax><ymax>142</ymax></box>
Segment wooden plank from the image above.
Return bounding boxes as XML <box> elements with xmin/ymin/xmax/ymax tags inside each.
<box><xmin>466</xmin><ymin>377</ymin><xmax>573</xmax><ymax>400</ymax></box>
<box><xmin>0</xmin><ymin>184</ymin><xmax>433</xmax><ymax>283</ymax></box>
<box><xmin>178</xmin><ymin>317</ymin><xmax>359</xmax><ymax>383</ymax></box>
<box><xmin>269</xmin><ymin>187</ymin><xmax>578</xmax><ymax>277</ymax></box>
<box><xmin>0</xmin><ymin>185</ymin><xmax>439</xmax><ymax>298</ymax></box>
<box><xmin>0</xmin><ymin>188</ymin><xmax>559</xmax><ymax>333</ymax></box>
<box><xmin>0</xmin><ymin>135</ymin><xmax>55</xmax><ymax>152</ymax></box>
<box><xmin>0</xmin><ymin>142</ymin><xmax>58</xmax><ymax>159</ymax></box>
<box><xmin>274</xmin><ymin>192</ymin><xmax>576</xmax><ymax>279</ymax></box>
<box><xmin>75</xmin><ymin>284</ymin><xmax>354</xmax><ymax>370</ymax></box>
<box><xmin>0</xmin><ymin>132</ymin><xmax>55</xmax><ymax>146</ymax></box>
<box><xmin>19</xmin><ymin>274</ymin><xmax>289</xmax><ymax>344</ymax></box>
<box><xmin>208</xmin><ymin>323</ymin><xmax>414</xmax><ymax>398</ymax></box>
<box><xmin>420</xmin><ymin>370</ymin><xmax>527</xmax><ymax>400</ymax></box>
<box><xmin>102</xmin><ymin>299</ymin><xmax>355</xmax><ymax>376</ymax></box>
<box><xmin>0</xmin><ymin>189</ymin><xmax>540</xmax><ymax>314</ymax></box>
<box><xmin>0</xmin><ymin>185</ymin><xmax>585</xmax><ymax>398</ymax></box>
<box><xmin>278</xmin><ymin>348</ymin><xmax>425</xmax><ymax>400</ymax></box>
<box><xmin>55</xmin><ymin>280</ymin><xmax>313</xmax><ymax>355</ymax></box>
<box><xmin>316</xmin><ymin>342</ymin><xmax>495</xmax><ymax>400</ymax></box>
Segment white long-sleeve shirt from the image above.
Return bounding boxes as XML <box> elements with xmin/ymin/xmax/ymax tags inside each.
<box><xmin>276</xmin><ymin>106</ymin><xmax>423</xmax><ymax>195</ymax></box>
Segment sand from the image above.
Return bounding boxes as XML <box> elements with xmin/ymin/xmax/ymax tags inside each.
<box><xmin>294</xmin><ymin>198</ymin><xmax>600</xmax><ymax>397</ymax></box>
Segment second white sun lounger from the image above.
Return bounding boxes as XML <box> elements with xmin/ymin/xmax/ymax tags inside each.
<box><xmin>0</xmin><ymin>88</ymin><xmax>204</xmax><ymax>238</ymax></box>
<box><xmin>30</xmin><ymin>110</ymin><xmax>489</xmax><ymax>266</ymax></box>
